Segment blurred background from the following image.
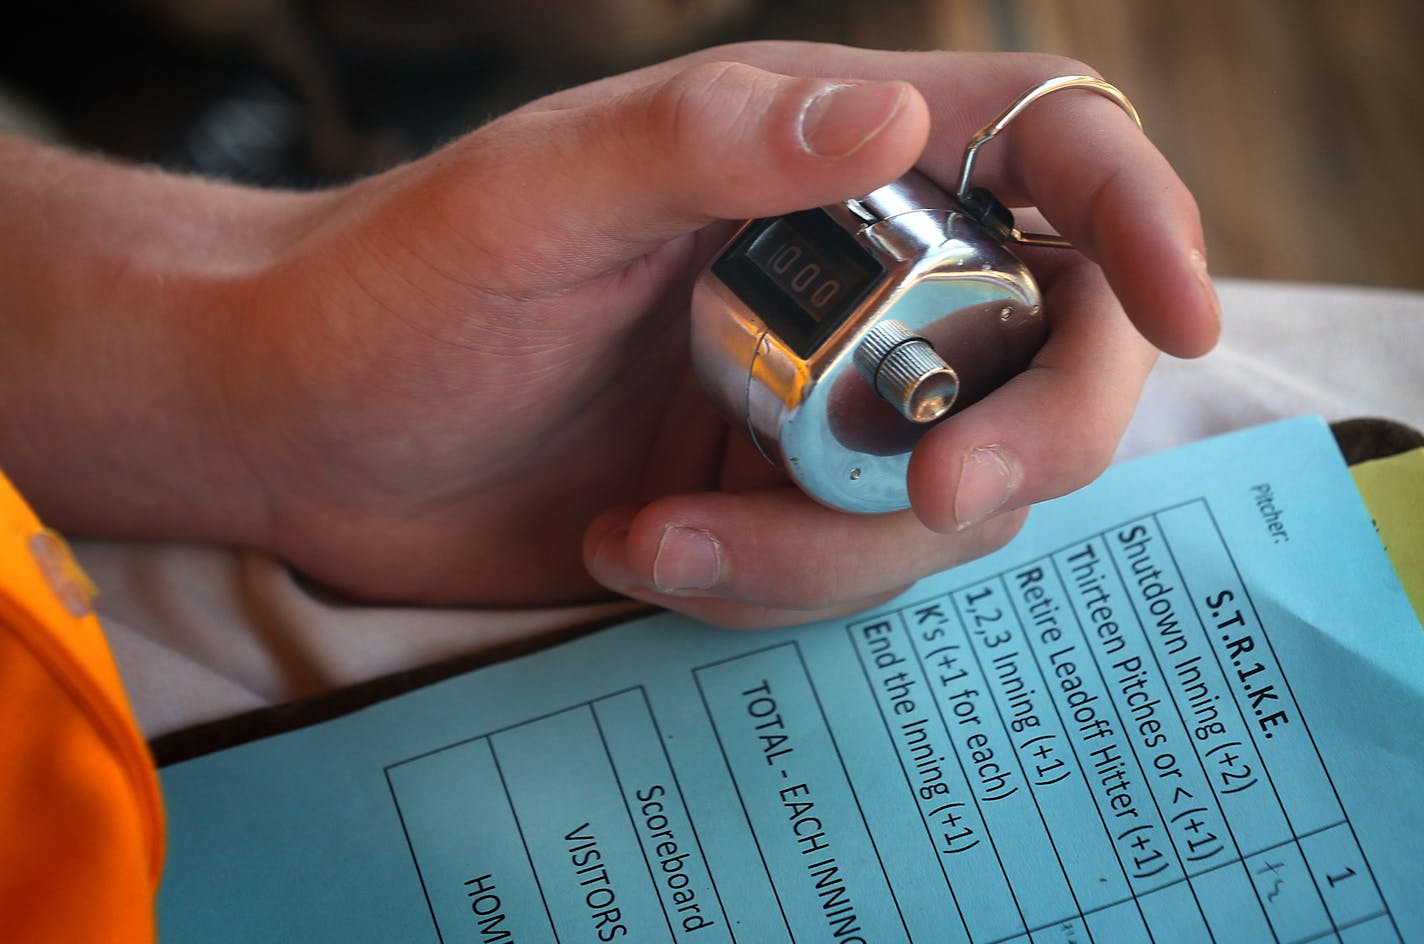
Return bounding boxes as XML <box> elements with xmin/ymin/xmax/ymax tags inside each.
<box><xmin>2</xmin><ymin>0</ymin><xmax>1420</xmax><ymax>290</ymax></box>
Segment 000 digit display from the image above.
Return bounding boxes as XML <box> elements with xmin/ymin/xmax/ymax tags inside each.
<box><xmin>712</xmin><ymin>209</ymin><xmax>885</xmax><ymax>358</ymax></box>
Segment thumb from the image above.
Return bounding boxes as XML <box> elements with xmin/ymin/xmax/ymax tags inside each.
<box><xmin>433</xmin><ymin>61</ymin><xmax>930</xmax><ymax>287</ymax></box>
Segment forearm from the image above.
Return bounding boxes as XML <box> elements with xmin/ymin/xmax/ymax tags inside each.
<box><xmin>0</xmin><ymin>135</ymin><xmax>313</xmax><ymax>546</ymax></box>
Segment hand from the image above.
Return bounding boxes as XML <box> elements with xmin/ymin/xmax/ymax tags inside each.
<box><xmin>1</xmin><ymin>43</ymin><xmax>1219</xmax><ymax>628</ymax></box>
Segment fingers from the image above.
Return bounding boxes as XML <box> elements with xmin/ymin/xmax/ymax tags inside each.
<box><xmin>1000</xmin><ymin>91</ymin><xmax>1219</xmax><ymax>358</ymax></box>
<box><xmin>907</xmin><ymin>256</ymin><xmax>1158</xmax><ymax>533</ymax></box>
<box><xmin>522</xmin><ymin>43</ymin><xmax>1220</xmax><ymax>359</ymax></box>
<box><xmin>800</xmin><ymin>48</ymin><xmax>1218</xmax><ymax>360</ymax></box>
<box><xmin>423</xmin><ymin>59</ymin><xmax>930</xmax><ymax>292</ymax></box>
<box><xmin>583</xmin><ymin>488</ymin><xmax>1026</xmax><ymax>629</ymax></box>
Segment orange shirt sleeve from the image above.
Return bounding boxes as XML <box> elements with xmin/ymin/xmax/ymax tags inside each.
<box><xmin>0</xmin><ymin>471</ymin><xmax>163</xmax><ymax>943</ymax></box>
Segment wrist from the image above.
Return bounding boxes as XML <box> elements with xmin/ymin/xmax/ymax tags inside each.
<box><xmin>0</xmin><ymin>137</ymin><xmax>328</xmax><ymax>549</ymax></box>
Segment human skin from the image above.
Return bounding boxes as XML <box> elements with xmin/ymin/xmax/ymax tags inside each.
<box><xmin>0</xmin><ymin>42</ymin><xmax>1218</xmax><ymax>628</ymax></box>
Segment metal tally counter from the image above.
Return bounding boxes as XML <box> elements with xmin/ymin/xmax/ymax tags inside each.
<box><xmin>691</xmin><ymin>76</ymin><xmax>1142</xmax><ymax>513</ymax></box>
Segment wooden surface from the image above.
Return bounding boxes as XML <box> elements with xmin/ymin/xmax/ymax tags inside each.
<box><xmin>740</xmin><ymin>0</ymin><xmax>1424</xmax><ymax>290</ymax></box>
<box><xmin>4</xmin><ymin>1</ymin><xmax>1419</xmax><ymax>289</ymax></box>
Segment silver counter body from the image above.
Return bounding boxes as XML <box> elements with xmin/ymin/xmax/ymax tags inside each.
<box><xmin>691</xmin><ymin>170</ymin><xmax>1047</xmax><ymax>513</ymax></box>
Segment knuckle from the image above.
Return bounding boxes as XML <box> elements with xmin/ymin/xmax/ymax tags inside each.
<box><xmin>780</xmin><ymin>571</ymin><xmax>847</xmax><ymax>610</ymax></box>
<box><xmin>1082</xmin><ymin>163</ymin><xmax>1133</xmax><ymax>254</ymax></box>
<box><xmin>745</xmin><ymin>563</ymin><xmax>836</xmax><ymax>611</ymax></box>
<box><xmin>1015</xmin><ymin>382</ymin><xmax>1120</xmax><ymax>500</ymax></box>
<box><xmin>1062</xmin><ymin>415</ymin><xmax>1119</xmax><ymax>491</ymax></box>
<box><xmin>751</xmin><ymin>545</ymin><xmax>857</xmax><ymax>612</ymax></box>
<box><xmin>646</xmin><ymin>59</ymin><xmax>763</xmax><ymax>159</ymax></box>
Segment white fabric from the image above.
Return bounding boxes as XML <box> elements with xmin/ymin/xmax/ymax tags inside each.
<box><xmin>1117</xmin><ymin>280</ymin><xmax>1424</xmax><ymax>461</ymax></box>
<box><xmin>77</xmin><ymin>279</ymin><xmax>1424</xmax><ymax>737</ymax></box>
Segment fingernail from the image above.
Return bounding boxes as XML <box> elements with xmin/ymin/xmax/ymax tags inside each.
<box><xmin>590</xmin><ymin>526</ymin><xmax>638</xmax><ymax>588</ymax></box>
<box><xmin>653</xmin><ymin>526</ymin><xmax>724</xmax><ymax>593</ymax></box>
<box><xmin>1189</xmin><ymin>248</ymin><xmax>1222</xmax><ymax>333</ymax></box>
<box><xmin>954</xmin><ymin>446</ymin><xmax>1021</xmax><ymax>531</ymax></box>
<box><xmin>800</xmin><ymin>81</ymin><xmax>906</xmax><ymax>158</ymax></box>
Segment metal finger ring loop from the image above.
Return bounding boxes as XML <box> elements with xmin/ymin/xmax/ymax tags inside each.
<box><xmin>955</xmin><ymin>75</ymin><xmax>1144</xmax><ymax>250</ymax></box>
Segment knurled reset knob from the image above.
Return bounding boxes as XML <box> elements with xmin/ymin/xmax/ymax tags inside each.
<box><xmin>853</xmin><ymin>320</ymin><xmax>960</xmax><ymax>423</ymax></box>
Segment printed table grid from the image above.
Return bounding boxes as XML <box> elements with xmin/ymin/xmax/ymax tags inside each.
<box><xmin>846</xmin><ymin>498</ymin><xmax>1398</xmax><ymax>944</ymax></box>
<box><xmin>377</xmin><ymin>494</ymin><xmax>1401</xmax><ymax>944</ymax></box>
<box><xmin>386</xmin><ymin>686</ymin><xmax>734</xmax><ymax>944</ymax></box>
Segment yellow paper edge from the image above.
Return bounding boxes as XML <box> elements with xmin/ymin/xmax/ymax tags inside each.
<box><xmin>1351</xmin><ymin>446</ymin><xmax>1424</xmax><ymax>626</ymax></box>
